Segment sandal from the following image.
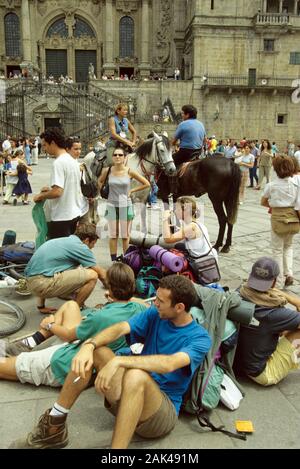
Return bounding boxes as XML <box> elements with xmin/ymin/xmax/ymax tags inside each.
<box><xmin>37</xmin><ymin>306</ymin><xmax>57</xmax><ymax>314</ymax></box>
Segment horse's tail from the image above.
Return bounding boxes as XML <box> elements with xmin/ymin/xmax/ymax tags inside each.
<box><xmin>226</xmin><ymin>162</ymin><xmax>241</xmax><ymax>225</ymax></box>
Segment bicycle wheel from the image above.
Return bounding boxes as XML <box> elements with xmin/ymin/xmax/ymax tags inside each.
<box><xmin>0</xmin><ymin>300</ymin><xmax>26</xmax><ymax>337</ymax></box>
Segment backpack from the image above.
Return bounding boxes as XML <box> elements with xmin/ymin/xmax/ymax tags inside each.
<box><xmin>181</xmin><ymin>307</ymin><xmax>246</xmax><ymax>441</ymax></box>
<box><xmin>122</xmin><ymin>246</ymin><xmax>153</xmax><ymax>276</ymax></box>
<box><xmin>80</xmin><ymin>164</ymin><xmax>98</xmax><ymax>199</ymax></box>
<box><xmin>0</xmin><ymin>242</ymin><xmax>35</xmax><ymax>264</ymax></box>
<box><xmin>90</xmin><ymin>147</ymin><xmax>107</xmax><ymax>179</ymax></box>
<box><xmin>135</xmin><ymin>266</ymin><xmax>163</xmax><ymax>299</ymax></box>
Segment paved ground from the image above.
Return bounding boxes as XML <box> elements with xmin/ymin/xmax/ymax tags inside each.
<box><xmin>0</xmin><ymin>158</ymin><xmax>300</xmax><ymax>449</ymax></box>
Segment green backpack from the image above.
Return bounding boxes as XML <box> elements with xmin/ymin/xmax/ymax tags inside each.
<box><xmin>135</xmin><ymin>266</ymin><xmax>163</xmax><ymax>299</ymax></box>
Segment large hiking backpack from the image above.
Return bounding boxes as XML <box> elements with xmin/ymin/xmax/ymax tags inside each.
<box><xmin>80</xmin><ymin>164</ymin><xmax>98</xmax><ymax>198</ymax></box>
<box><xmin>121</xmin><ymin>246</ymin><xmax>153</xmax><ymax>276</ymax></box>
<box><xmin>90</xmin><ymin>147</ymin><xmax>107</xmax><ymax>179</ymax></box>
<box><xmin>0</xmin><ymin>242</ymin><xmax>35</xmax><ymax>264</ymax></box>
<box><xmin>135</xmin><ymin>266</ymin><xmax>163</xmax><ymax>299</ymax></box>
<box><xmin>181</xmin><ymin>306</ymin><xmax>246</xmax><ymax>441</ymax></box>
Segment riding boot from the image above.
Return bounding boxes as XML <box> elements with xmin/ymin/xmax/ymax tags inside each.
<box><xmin>168</xmin><ymin>175</ymin><xmax>178</xmax><ymax>196</ymax></box>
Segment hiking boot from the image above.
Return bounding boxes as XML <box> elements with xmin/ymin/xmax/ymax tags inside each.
<box><xmin>285</xmin><ymin>276</ymin><xmax>294</xmax><ymax>287</ymax></box>
<box><xmin>5</xmin><ymin>339</ymin><xmax>32</xmax><ymax>357</ymax></box>
<box><xmin>9</xmin><ymin>409</ymin><xmax>68</xmax><ymax>449</ymax></box>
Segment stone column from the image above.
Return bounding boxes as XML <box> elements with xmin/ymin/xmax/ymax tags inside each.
<box><xmin>139</xmin><ymin>0</ymin><xmax>151</xmax><ymax>77</ymax></box>
<box><xmin>294</xmin><ymin>0</ymin><xmax>299</xmax><ymax>14</ymax></box>
<box><xmin>279</xmin><ymin>0</ymin><xmax>283</xmax><ymax>13</ymax></box>
<box><xmin>263</xmin><ymin>0</ymin><xmax>267</xmax><ymax>12</ymax></box>
<box><xmin>21</xmin><ymin>0</ymin><xmax>32</xmax><ymax>62</ymax></box>
<box><xmin>103</xmin><ymin>0</ymin><xmax>115</xmax><ymax>75</ymax></box>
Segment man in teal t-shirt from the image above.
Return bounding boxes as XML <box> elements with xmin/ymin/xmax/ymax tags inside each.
<box><xmin>24</xmin><ymin>223</ymin><xmax>106</xmax><ymax>313</ymax></box>
<box><xmin>2</xmin><ymin>263</ymin><xmax>146</xmax><ymax>393</ymax></box>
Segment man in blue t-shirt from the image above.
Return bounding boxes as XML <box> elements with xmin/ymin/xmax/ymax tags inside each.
<box><xmin>172</xmin><ymin>104</ymin><xmax>206</xmax><ymax>167</ymax></box>
<box><xmin>44</xmin><ymin>275</ymin><xmax>209</xmax><ymax>449</ymax></box>
<box><xmin>25</xmin><ymin>223</ymin><xmax>106</xmax><ymax>313</ymax></box>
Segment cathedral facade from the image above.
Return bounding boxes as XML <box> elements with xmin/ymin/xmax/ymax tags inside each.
<box><xmin>1</xmin><ymin>0</ymin><xmax>300</xmax><ymax>145</ymax></box>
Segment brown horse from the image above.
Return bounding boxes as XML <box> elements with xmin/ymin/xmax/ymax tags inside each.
<box><xmin>157</xmin><ymin>155</ymin><xmax>241</xmax><ymax>253</ymax></box>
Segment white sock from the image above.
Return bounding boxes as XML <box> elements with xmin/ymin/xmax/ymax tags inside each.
<box><xmin>50</xmin><ymin>402</ymin><xmax>70</xmax><ymax>417</ymax></box>
<box><xmin>22</xmin><ymin>337</ymin><xmax>36</xmax><ymax>349</ymax></box>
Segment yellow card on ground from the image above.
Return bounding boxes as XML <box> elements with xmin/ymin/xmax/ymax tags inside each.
<box><xmin>235</xmin><ymin>420</ymin><xmax>254</xmax><ymax>433</ymax></box>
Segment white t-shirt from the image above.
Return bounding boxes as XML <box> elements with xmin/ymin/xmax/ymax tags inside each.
<box><xmin>263</xmin><ymin>176</ymin><xmax>300</xmax><ymax>210</ymax></box>
<box><xmin>294</xmin><ymin>150</ymin><xmax>300</xmax><ymax>166</ymax></box>
<box><xmin>2</xmin><ymin>139</ymin><xmax>11</xmax><ymax>152</ymax></box>
<box><xmin>49</xmin><ymin>153</ymin><xmax>86</xmax><ymax>221</ymax></box>
<box><xmin>184</xmin><ymin>221</ymin><xmax>218</xmax><ymax>259</ymax></box>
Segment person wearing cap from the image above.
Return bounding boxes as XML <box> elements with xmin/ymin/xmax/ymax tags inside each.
<box><xmin>171</xmin><ymin>105</ymin><xmax>206</xmax><ymax>167</ymax></box>
<box><xmin>235</xmin><ymin>257</ymin><xmax>300</xmax><ymax>386</ymax></box>
<box><xmin>261</xmin><ymin>156</ymin><xmax>300</xmax><ymax>288</ymax></box>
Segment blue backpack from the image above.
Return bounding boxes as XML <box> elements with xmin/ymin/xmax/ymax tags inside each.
<box><xmin>0</xmin><ymin>242</ymin><xmax>35</xmax><ymax>264</ymax></box>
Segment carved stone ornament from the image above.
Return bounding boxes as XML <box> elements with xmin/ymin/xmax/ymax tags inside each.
<box><xmin>1</xmin><ymin>0</ymin><xmax>21</xmax><ymax>7</ymax></box>
<box><xmin>47</xmin><ymin>97</ymin><xmax>60</xmax><ymax>112</ymax></box>
<box><xmin>37</xmin><ymin>0</ymin><xmax>47</xmax><ymax>16</ymax></box>
<box><xmin>116</xmin><ymin>0</ymin><xmax>138</xmax><ymax>14</ymax></box>
<box><xmin>154</xmin><ymin>0</ymin><xmax>172</xmax><ymax>66</ymax></box>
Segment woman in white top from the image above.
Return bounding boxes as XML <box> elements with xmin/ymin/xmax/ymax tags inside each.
<box><xmin>163</xmin><ymin>196</ymin><xmax>218</xmax><ymax>259</ymax></box>
<box><xmin>237</xmin><ymin>144</ymin><xmax>254</xmax><ymax>204</ymax></box>
<box><xmin>261</xmin><ymin>156</ymin><xmax>300</xmax><ymax>288</ymax></box>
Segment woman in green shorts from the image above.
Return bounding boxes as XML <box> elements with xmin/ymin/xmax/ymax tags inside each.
<box><xmin>98</xmin><ymin>147</ymin><xmax>150</xmax><ymax>261</ymax></box>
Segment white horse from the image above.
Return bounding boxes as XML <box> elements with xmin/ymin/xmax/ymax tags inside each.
<box><xmin>83</xmin><ymin>132</ymin><xmax>176</xmax><ymax>232</ymax></box>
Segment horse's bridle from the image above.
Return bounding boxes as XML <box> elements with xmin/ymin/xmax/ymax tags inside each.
<box><xmin>138</xmin><ymin>138</ymin><xmax>173</xmax><ymax>179</ymax></box>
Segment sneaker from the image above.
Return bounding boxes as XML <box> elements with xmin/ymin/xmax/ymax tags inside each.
<box><xmin>4</xmin><ymin>339</ymin><xmax>32</xmax><ymax>357</ymax></box>
<box><xmin>9</xmin><ymin>409</ymin><xmax>68</xmax><ymax>449</ymax></box>
<box><xmin>13</xmin><ymin>198</ymin><xmax>17</xmax><ymax>206</ymax></box>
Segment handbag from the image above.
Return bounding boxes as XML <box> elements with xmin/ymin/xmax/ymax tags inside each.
<box><xmin>187</xmin><ymin>223</ymin><xmax>221</xmax><ymax>285</ymax></box>
<box><xmin>271</xmin><ymin>207</ymin><xmax>300</xmax><ymax>236</ymax></box>
<box><xmin>100</xmin><ymin>167</ymin><xmax>111</xmax><ymax>200</ymax></box>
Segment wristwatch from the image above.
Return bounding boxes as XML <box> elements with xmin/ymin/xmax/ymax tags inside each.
<box><xmin>45</xmin><ymin>322</ymin><xmax>55</xmax><ymax>331</ymax></box>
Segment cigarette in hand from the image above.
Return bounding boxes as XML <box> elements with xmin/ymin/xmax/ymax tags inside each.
<box><xmin>73</xmin><ymin>376</ymin><xmax>81</xmax><ymax>384</ymax></box>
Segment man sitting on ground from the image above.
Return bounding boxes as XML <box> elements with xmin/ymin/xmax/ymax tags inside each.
<box><xmin>24</xmin><ymin>223</ymin><xmax>106</xmax><ymax>313</ymax></box>
<box><xmin>2</xmin><ymin>263</ymin><xmax>146</xmax><ymax>398</ymax></box>
<box><xmin>235</xmin><ymin>257</ymin><xmax>300</xmax><ymax>386</ymax></box>
<box><xmin>12</xmin><ymin>275</ymin><xmax>211</xmax><ymax>449</ymax></box>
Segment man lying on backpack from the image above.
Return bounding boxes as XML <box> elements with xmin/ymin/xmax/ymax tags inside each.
<box><xmin>24</xmin><ymin>222</ymin><xmax>106</xmax><ymax>313</ymax></box>
<box><xmin>235</xmin><ymin>257</ymin><xmax>300</xmax><ymax>386</ymax></box>
<box><xmin>11</xmin><ymin>275</ymin><xmax>211</xmax><ymax>449</ymax></box>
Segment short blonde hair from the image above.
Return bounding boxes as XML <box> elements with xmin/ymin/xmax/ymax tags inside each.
<box><xmin>115</xmin><ymin>103</ymin><xmax>128</xmax><ymax>115</ymax></box>
<box><xmin>176</xmin><ymin>196</ymin><xmax>200</xmax><ymax>219</ymax></box>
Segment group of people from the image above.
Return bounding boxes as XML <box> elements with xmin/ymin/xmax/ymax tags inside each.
<box><xmin>1</xmin><ymin>102</ymin><xmax>300</xmax><ymax>448</ymax></box>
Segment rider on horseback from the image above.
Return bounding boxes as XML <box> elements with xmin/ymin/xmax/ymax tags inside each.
<box><xmin>171</xmin><ymin>105</ymin><xmax>206</xmax><ymax>168</ymax></box>
<box><xmin>170</xmin><ymin>105</ymin><xmax>206</xmax><ymax>193</ymax></box>
<box><xmin>106</xmin><ymin>103</ymin><xmax>137</xmax><ymax>165</ymax></box>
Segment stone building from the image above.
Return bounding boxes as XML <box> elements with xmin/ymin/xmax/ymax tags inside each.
<box><xmin>0</xmin><ymin>0</ymin><xmax>300</xmax><ymax>146</ymax></box>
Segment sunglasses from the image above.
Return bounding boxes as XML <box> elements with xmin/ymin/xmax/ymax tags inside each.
<box><xmin>113</xmin><ymin>153</ymin><xmax>124</xmax><ymax>156</ymax></box>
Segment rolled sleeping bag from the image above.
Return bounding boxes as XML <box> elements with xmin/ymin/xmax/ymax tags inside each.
<box><xmin>149</xmin><ymin>245</ymin><xmax>185</xmax><ymax>273</ymax></box>
<box><xmin>130</xmin><ymin>230</ymin><xmax>176</xmax><ymax>250</ymax></box>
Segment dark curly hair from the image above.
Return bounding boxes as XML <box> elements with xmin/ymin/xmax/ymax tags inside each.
<box><xmin>159</xmin><ymin>275</ymin><xmax>198</xmax><ymax>312</ymax></box>
<box><xmin>40</xmin><ymin>127</ymin><xmax>66</xmax><ymax>149</ymax></box>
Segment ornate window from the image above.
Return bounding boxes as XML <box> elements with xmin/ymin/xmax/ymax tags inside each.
<box><xmin>46</xmin><ymin>18</ymin><xmax>68</xmax><ymax>38</ymax></box>
<box><xmin>119</xmin><ymin>16</ymin><xmax>134</xmax><ymax>58</ymax></box>
<box><xmin>4</xmin><ymin>13</ymin><xmax>21</xmax><ymax>57</ymax></box>
<box><xmin>74</xmin><ymin>17</ymin><xmax>95</xmax><ymax>38</ymax></box>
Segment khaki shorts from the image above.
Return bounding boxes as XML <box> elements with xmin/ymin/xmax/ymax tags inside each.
<box><xmin>26</xmin><ymin>267</ymin><xmax>89</xmax><ymax>298</ymax></box>
<box><xmin>105</xmin><ymin>391</ymin><xmax>177</xmax><ymax>439</ymax></box>
<box><xmin>15</xmin><ymin>343</ymin><xmax>65</xmax><ymax>387</ymax></box>
<box><xmin>250</xmin><ymin>337</ymin><xmax>300</xmax><ymax>386</ymax></box>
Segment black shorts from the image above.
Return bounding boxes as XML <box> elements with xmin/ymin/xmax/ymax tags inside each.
<box><xmin>47</xmin><ymin>217</ymin><xmax>80</xmax><ymax>240</ymax></box>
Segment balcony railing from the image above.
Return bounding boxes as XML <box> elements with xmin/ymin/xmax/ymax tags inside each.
<box><xmin>203</xmin><ymin>76</ymin><xmax>296</xmax><ymax>88</ymax></box>
<box><xmin>255</xmin><ymin>13</ymin><xmax>290</xmax><ymax>25</ymax></box>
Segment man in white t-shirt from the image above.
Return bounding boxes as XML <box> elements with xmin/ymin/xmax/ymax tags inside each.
<box><xmin>34</xmin><ymin>128</ymin><xmax>84</xmax><ymax>239</ymax></box>
<box><xmin>2</xmin><ymin>135</ymin><xmax>11</xmax><ymax>153</ymax></box>
<box><xmin>294</xmin><ymin>144</ymin><xmax>300</xmax><ymax>167</ymax></box>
